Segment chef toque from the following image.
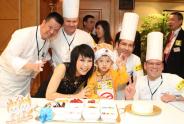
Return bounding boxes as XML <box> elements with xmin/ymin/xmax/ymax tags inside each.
<box><xmin>95</xmin><ymin>43</ymin><xmax>114</xmax><ymax>62</ymax></box>
<box><xmin>95</xmin><ymin>48</ymin><xmax>114</xmax><ymax>63</ymax></box>
<box><xmin>146</xmin><ymin>32</ymin><xmax>163</xmax><ymax>61</ymax></box>
<box><xmin>63</xmin><ymin>0</ymin><xmax>80</xmax><ymax>18</ymax></box>
<box><xmin>120</xmin><ymin>12</ymin><xmax>139</xmax><ymax>42</ymax></box>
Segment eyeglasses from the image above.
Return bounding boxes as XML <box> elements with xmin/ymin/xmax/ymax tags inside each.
<box><xmin>146</xmin><ymin>62</ymin><xmax>163</xmax><ymax>67</ymax></box>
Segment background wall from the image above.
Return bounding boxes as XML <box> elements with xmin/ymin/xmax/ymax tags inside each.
<box><xmin>134</xmin><ymin>2</ymin><xmax>184</xmax><ymax>30</ymax></box>
<box><xmin>115</xmin><ymin>1</ymin><xmax>184</xmax><ymax>34</ymax></box>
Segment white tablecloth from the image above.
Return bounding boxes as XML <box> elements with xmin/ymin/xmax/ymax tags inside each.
<box><xmin>0</xmin><ymin>98</ymin><xmax>184</xmax><ymax>124</ymax></box>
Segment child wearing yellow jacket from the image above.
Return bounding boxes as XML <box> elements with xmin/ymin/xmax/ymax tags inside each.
<box><xmin>86</xmin><ymin>43</ymin><xmax>128</xmax><ymax>99</ymax></box>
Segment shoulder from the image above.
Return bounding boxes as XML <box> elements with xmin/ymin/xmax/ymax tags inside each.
<box><xmin>14</xmin><ymin>26</ymin><xmax>36</xmax><ymax>34</ymax></box>
<box><xmin>131</xmin><ymin>54</ymin><xmax>141</xmax><ymax>60</ymax></box>
<box><xmin>128</xmin><ymin>54</ymin><xmax>142</xmax><ymax>65</ymax></box>
<box><xmin>76</xmin><ymin>29</ymin><xmax>89</xmax><ymax>34</ymax></box>
<box><xmin>136</xmin><ymin>75</ymin><xmax>147</xmax><ymax>85</ymax></box>
<box><xmin>178</xmin><ymin>29</ymin><xmax>184</xmax><ymax>37</ymax></box>
<box><xmin>76</xmin><ymin>29</ymin><xmax>93</xmax><ymax>38</ymax></box>
<box><xmin>13</xmin><ymin>26</ymin><xmax>36</xmax><ymax>37</ymax></box>
<box><xmin>54</xmin><ymin>64</ymin><xmax>66</xmax><ymax>73</ymax></box>
<box><xmin>162</xmin><ymin>73</ymin><xmax>183</xmax><ymax>81</ymax></box>
<box><xmin>180</xmin><ymin>28</ymin><xmax>184</xmax><ymax>33</ymax></box>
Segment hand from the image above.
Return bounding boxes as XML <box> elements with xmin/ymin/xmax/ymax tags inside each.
<box><xmin>161</xmin><ymin>93</ymin><xmax>176</xmax><ymax>103</ymax></box>
<box><xmin>84</xmin><ymin>87</ymin><xmax>93</xmax><ymax>98</ymax></box>
<box><xmin>35</xmin><ymin>60</ymin><xmax>47</xmax><ymax>72</ymax></box>
<box><xmin>76</xmin><ymin>88</ymin><xmax>87</xmax><ymax>99</ymax></box>
<box><xmin>116</xmin><ymin>53</ymin><xmax>127</xmax><ymax>68</ymax></box>
<box><xmin>24</xmin><ymin>62</ymin><xmax>43</xmax><ymax>72</ymax></box>
<box><xmin>124</xmin><ymin>83</ymin><xmax>136</xmax><ymax>100</ymax></box>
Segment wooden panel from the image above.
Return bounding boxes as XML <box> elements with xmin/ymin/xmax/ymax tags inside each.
<box><xmin>78</xmin><ymin>9</ymin><xmax>102</xmax><ymax>29</ymax></box>
<box><xmin>0</xmin><ymin>0</ymin><xmax>19</xmax><ymax>19</ymax></box>
<box><xmin>79</xmin><ymin>0</ymin><xmax>115</xmax><ymax>37</ymax></box>
<box><xmin>40</xmin><ymin>0</ymin><xmax>51</xmax><ymax>23</ymax></box>
<box><xmin>0</xmin><ymin>0</ymin><xmax>40</xmax><ymax>96</ymax></box>
<box><xmin>0</xmin><ymin>20</ymin><xmax>19</xmax><ymax>53</ymax></box>
<box><xmin>0</xmin><ymin>0</ymin><xmax>20</xmax><ymax>53</ymax></box>
<box><xmin>21</xmin><ymin>0</ymin><xmax>39</xmax><ymax>27</ymax></box>
<box><xmin>136</xmin><ymin>0</ymin><xmax>184</xmax><ymax>2</ymax></box>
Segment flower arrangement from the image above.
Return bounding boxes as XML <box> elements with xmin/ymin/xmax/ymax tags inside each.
<box><xmin>140</xmin><ymin>12</ymin><xmax>169</xmax><ymax>62</ymax></box>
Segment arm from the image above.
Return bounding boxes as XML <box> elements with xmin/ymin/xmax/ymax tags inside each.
<box><xmin>113</xmin><ymin>53</ymin><xmax>129</xmax><ymax>89</ymax></box>
<box><xmin>46</xmin><ymin>64</ymin><xmax>67</xmax><ymax>100</ymax></box>
<box><xmin>181</xmin><ymin>39</ymin><xmax>184</xmax><ymax>78</ymax></box>
<box><xmin>46</xmin><ymin>64</ymin><xmax>87</xmax><ymax>100</ymax></box>
<box><xmin>161</xmin><ymin>94</ymin><xmax>184</xmax><ymax>102</ymax></box>
<box><xmin>133</xmin><ymin>56</ymin><xmax>144</xmax><ymax>78</ymax></box>
<box><xmin>124</xmin><ymin>83</ymin><xmax>136</xmax><ymax>100</ymax></box>
<box><xmin>113</xmin><ymin>65</ymin><xmax>129</xmax><ymax>90</ymax></box>
<box><xmin>85</xmin><ymin>73</ymin><xmax>99</xmax><ymax>99</ymax></box>
<box><xmin>2</xmin><ymin>28</ymin><xmax>47</xmax><ymax>74</ymax></box>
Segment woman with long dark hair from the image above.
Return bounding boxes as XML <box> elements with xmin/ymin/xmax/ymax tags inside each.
<box><xmin>95</xmin><ymin>20</ymin><xmax>113</xmax><ymax>45</ymax></box>
<box><xmin>46</xmin><ymin>44</ymin><xmax>95</xmax><ymax>100</ymax></box>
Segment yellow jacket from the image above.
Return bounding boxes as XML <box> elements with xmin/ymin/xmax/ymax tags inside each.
<box><xmin>86</xmin><ymin>65</ymin><xmax>128</xmax><ymax>99</ymax></box>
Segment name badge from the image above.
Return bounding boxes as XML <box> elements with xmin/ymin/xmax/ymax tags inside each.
<box><xmin>173</xmin><ymin>47</ymin><xmax>180</xmax><ymax>52</ymax></box>
<box><xmin>175</xmin><ymin>40</ymin><xmax>182</xmax><ymax>46</ymax></box>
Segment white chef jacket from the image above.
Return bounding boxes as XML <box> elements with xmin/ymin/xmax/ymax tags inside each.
<box><xmin>113</xmin><ymin>50</ymin><xmax>143</xmax><ymax>78</ymax></box>
<box><xmin>113</xmin><ymin>50</ymin><xmax>144</xmax><ymax>99</ymax></box>
<box><xmin>0</xmin><ymin>26</ymin><xmax>51</xmax><ymax>97</ymax></box>
<box><xmin>50</xmin><ymin>28</ymin><xmax>94</xmax><ymax>65</ymax></box>
<box><xmin>134</xmin><ymin>73</ymin><xmax>183</xmax><ymax>100</ymax></box>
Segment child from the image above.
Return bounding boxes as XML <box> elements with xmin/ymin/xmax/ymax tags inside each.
<box><xmin>86</xmin><ymin>43</ymin><xmax>128</xmax><ymax>99</ymax></box>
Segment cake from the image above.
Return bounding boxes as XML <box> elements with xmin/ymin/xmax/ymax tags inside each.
<box><xmin>100</xmin><ymin>100</ymin><xmax>118</xmax><ymax>122</ymax></box>
<box><xmin>131</xmin><ymin>101</ymin><xmax>153</xmax><ymax>114</ymax></box>
<box><xmin>82</xmin><ymin>102</ymin><xmax>100</xmax><ymax>121</ymax></box>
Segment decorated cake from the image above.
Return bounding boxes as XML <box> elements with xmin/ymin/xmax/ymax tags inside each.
<box><xmin>82</xmin><ymin>99</ymin><xmax>100</xmax><ymax>121</ymax></box>
<box><xmin>100</xmin><ymin>100</ymin><xmax>118</xmax><ymax>122</ymax></box>
<box><xmin>131</xmin><ymin>101</ymin><xmax>153</xmax><ymax>114</ymax></box>
<box><xmin>38</xmin><ymin>98</ymin><xmax>118</xmax><ymax>123</ymax></box>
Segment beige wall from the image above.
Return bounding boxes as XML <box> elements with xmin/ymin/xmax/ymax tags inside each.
<box><xmin>115</xmin><ymin>1</ymin><xmax>184</xmax><ymax>34</ymax></box>
<box><xmin>0</xmin><ymin>0</ymin><xmax>39</xmax><ymax>53</ymax></box>
<box><xmin>134</xmin><ymin>2</ymin><xmax>184</xmax><ymax>30</ymax></box>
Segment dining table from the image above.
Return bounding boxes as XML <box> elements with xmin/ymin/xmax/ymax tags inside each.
<box><xmin>0</xmin><ymin>97</ymin><xmax>184</xmax><ymax>124</ymax></box>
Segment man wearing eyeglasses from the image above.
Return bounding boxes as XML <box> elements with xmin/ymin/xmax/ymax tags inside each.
<box><xmin>164</xmin><ymin>12</ymin><xmax>184</xmax><ymax>79</ymax></box>
<box><xmin>125</xmin><ymin>32</ymin><xmax>184</xmax><ymax>102</ymax></box>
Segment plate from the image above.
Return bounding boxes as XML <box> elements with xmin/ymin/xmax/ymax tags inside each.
<box><xmin>125</xmin><ymin>104</ymin><xmax>161</xmax><ymax>116</ymax></box>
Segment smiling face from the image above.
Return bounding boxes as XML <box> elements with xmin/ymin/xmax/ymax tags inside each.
<box><xmin>96</xmin><ymin>55</ymin><xmax>113</xmax><ymax>74</ymax></box>
<box><xmin>96</xmin><ymin>25</ymin><xmax>105</xmax><ymax>39</ymax></box>
<box><xmin>118</xmin><ymin>39</ymin><xmax>134</xmax><ymax>58</ymax></box>
<box><xmin>144</xmin><ymin>59</ymin><xmax>164</xmax><ymax>80</ymax></box>
<box><xmin>40</xmin><ymin>18</ymin><xmax>61</xmax><ymax>40</ymax></box>
<box><xmin>63</xmin><ymin>18</ymin><xmax>79</xmax><ymax>35</ymax></box>
<box><xmin>75</xmin><ymin>55</ymin><xmax>93</xmax><ymax>77</ymax></box>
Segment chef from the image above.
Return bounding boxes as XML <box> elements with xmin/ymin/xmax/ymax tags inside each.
<box><xmin>114</xmin><ymin>12</ymin><xmax>144</xmax><ymax>99</ymax></box>
<box><xmin>0</xmin><ymin>12</ymin><xmax>63</xmax><ymax>98</ymax></box>
<box><xmin>50</xmin><ymin>0</ymin><xmax>94</xmax><ymax>65</ymax></box>
<box><xmin>125</xmin><ymin>32</ymin><xmax>184</xmax><ymax>102</ymax></box>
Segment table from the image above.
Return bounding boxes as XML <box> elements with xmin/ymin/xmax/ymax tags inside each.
<box><xmin>0</xmin><ymin>98</ymin><xmax>184</xmax><ymax>124</ymax></box>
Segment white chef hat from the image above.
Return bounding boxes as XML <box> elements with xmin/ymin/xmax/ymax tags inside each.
<box><xmin>146</xmin><ymin>32</ymin><xmax>163</xmax><ymax>61</ymax></box>
<box><xmin>63</xmin><ymin>0</ymin><xmax>80</xmax><ymax>18</ymax></box>
<box><xmin>95</xmin><ymin>48</ymin><xmax>115</xmax><ymax>63</ymax></box>
<box><xmin>120</xmin><ymin>12</ymin><xmax>139</xmax><ymax>42</ymax></box>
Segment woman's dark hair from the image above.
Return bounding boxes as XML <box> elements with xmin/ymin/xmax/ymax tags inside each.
<box><xmin>66</xmin><ymin>44</ymin><xmax>95</xmax><ymax>87</ymax></box>
<box><xmin>95</xmin><ymin>20</ymin><xmax>113</xmax><ymax>45</ymax></box>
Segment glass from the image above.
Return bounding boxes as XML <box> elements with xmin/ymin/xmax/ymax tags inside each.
<box><xmin>146</xmin><ymin>62</ymin><xmax>163</xmax><ymax>67</ymax></box>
